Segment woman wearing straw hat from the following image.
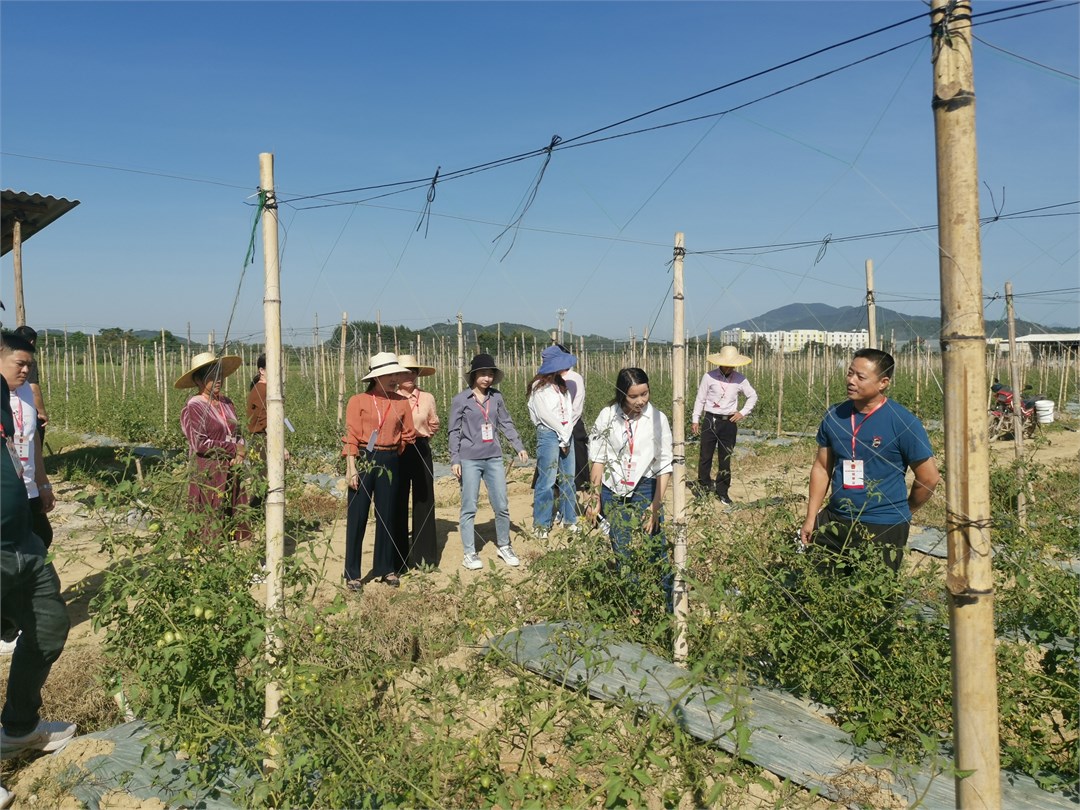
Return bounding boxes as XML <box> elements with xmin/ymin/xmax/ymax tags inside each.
<box><xmin>527</xmin><ymin>345</ymin><xmax>580</xmax><ymax>539</ymax></box>
<box><xmin>691</xmin><ymin>345</ymin><xmax>758</xmax><ymax>508</ymax></box>
<box><xmin>342</xmin><ymin>352</ymin><xmax>416</xmax><ymax>590</ymax></box>
<box><xmin>176</xmin><ymin>351</ymin><xmax>250</xmax><ymax>541</ymax></box>
<box><xmin>448</xmin><ymin>354</ymin><xmax>528</xmax><ymax>571</ymax></box>
<box><xmin>391</xmin><ymin>354</ymin><xmax>440</xmax><ymax>568</ymax></box>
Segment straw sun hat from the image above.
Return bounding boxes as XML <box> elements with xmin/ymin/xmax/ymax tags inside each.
<box><xmin>395</xmin><ymin>354</ymin><xmax>436</xmax><ymax>377</ymax></box>
<box><xmin>174</xmin><ymin>352</ymin><xmax>243</xmax><ymax>389</ymax></box>
<box><xmin>706</xmin><ymin>345</ymin><xmax>752</xmax><ymax>368</ymax></box>
<box><xmin>361</xmin><ymin>352</ymin><xmax>412</xmax><ymax>381</ymax></box>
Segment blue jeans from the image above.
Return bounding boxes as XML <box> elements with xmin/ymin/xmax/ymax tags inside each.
<box><xmin>532</xmin><ymin>426</ymin><xmax>577</xmax><ymax>529</ymax></box>
<box><xmin>600</xmin><ymin>477</ymin><xmax>673</xmax><ymax>610</ymax></box>
<box><xmin>459</xmin><ymin>457</ymin><xmax>511</xmax><ymax>555</ymax></box>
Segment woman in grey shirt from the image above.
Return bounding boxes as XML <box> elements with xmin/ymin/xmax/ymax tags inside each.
<box><xmin>448</xmin><ymin>354</ymin><xmax>528</xmax><ymax>571</ymax></box>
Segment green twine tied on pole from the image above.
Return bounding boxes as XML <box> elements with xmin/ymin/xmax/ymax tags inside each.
<box><xmin>244</xmin><ymin>190</ymin><xmax>268</xmax><ymax>268</ymax></box>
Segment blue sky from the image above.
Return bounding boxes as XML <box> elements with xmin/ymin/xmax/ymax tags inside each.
<box><xmin>2</xmin><ymin>0</ymin><xmax>1077</xmax><ymax>345</ymax></box>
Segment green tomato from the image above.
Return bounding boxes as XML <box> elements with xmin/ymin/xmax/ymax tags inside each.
<box><xmin>148</xmin><ymin>522</ymin><xmax>161</xmax><ymax>533</ymax></box>
<box><xmin>173</xmin><ymin>630</ymin><xmax>184</xmax><ymax>643</ymax></box>
<box><xmin>313</xmin><ymin>624</ymin><xmax>324</xmax><ymax>635</ymax></box>
<box><xmin>163</xmin><ymin>632</ymin><xmax>175</xmax><ymax>644</ymax></box>
<box><xmin>480</xmin><ymin>775</ymin><xmax>492</xmax><ymax>789</ymax></box>
<box><xmin>540</xmin><ymin>778</ymin><xmax>555</xmax><ymax>793</ymax></box>
<box><xmin>202</xmin><ymin>608</ymin><xmax>215</xmax><ymax>621</ymax></box>
<box><xmin>192</xmin><ymin>605</ymin><xmax>204</xmax><ymax>619</ymax></box>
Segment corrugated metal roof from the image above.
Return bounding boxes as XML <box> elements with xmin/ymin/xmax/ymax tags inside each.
<box><xmin>1</xmin><ymin>189</ymin><xmax>81</xmax><ymax>256</ymax></box>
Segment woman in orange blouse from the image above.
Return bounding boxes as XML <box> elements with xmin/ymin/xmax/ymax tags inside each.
<box><xmin>342</xmin><ymin>352</ymin><xmax>416</xmax><ymax>590</ymax></box>
<box><xmin>392</xmin><ymin>355</ymin><xmax>440</xmax><ymax>567</ymax></box>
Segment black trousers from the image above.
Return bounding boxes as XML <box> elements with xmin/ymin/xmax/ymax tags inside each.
<box><xmin>697</xmin><ymin>412</ymin><xmax>737</xmax><ymax>498</ymax></box>
<box><xmin>812</xmin><ymin>507</ymin><xmax>911</xmax><ymax>574</ymax></box>
<box><xmin>571</xmin><ymin>418</ymin><xmax>589</xmax><ymax>492</ymax></box>
<box><xmin>393</xmin><ymin>437</ymin><xmax>438</xmax><ymax>567</ymax></box>
<box><xmin>344</xmin><ymin>449</ymin><xmax>402</xmax><ymax>581</ymax></box>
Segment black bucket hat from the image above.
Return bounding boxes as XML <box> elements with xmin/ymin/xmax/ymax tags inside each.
<box><xmin>468</xmin><ymin>353</ymin><xmax>504</xmax><ymax>386</ymax></box>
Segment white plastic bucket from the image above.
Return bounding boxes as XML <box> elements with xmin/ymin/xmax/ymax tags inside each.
<box><xmin>1035</xmin><ymin>400</ymin><xmax>1055</xmax><ymax>424</ymax></box>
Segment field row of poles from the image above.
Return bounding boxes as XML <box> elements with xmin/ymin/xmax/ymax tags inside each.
<box><xmin>33</xmin><ymin>320</ymin><xmax>1076</xmax><ymax>439</ymax></box>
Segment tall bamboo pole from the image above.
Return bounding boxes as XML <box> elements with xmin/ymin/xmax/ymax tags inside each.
<box><xmin>259</xmin><ymin>153</ymin><xmax>286</xmax><ymax>748</ymax></box>
<box><xmin>456</xmin><ymin>313</ymin><xmax>465</xmax><ymax>391</ymax></box>
<box><xmin>1004</xmin><ymin>283</ymin><xmax>1027</xmax><ymax>528</ymax></box>
<box><xmin>931</xmin><ymin>3</ymin><xmax>1001</xmax><ymax>805</ymax></box>
<box><xmin>337</xmin><ymin>312</ymin><xmax>348</xmax><ymax>427</ymax></box>
<box><xmin>865</xmin><ymin>259</ymin><xmax>877</xmax><ymax>349</ymax></box>
<box><xmin>671</xmin><ymin>233</ymin><xmax>689</xmax><ymax>665</ymax></box>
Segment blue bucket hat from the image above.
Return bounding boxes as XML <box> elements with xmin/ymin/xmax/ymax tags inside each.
<box><xmin>537</xmin><ymin>345</ymin><xmax>577</xmax><ymax>376</ymax></box>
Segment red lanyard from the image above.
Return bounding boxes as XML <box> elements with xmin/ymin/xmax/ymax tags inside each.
<box><xmin>207</xmin><ymin>397</ymin><xmax>233</xmax><ymax>431</ymax></box>
<box><xmin>624</xmin><ymin>415</ymin><xmax>637</xmax><ymax>464</ymax></box>
<box><xmin>370</xmin><ymin>393</ymin><xmax>391</xmax><ymax>434</ymax></box>
<box><xmin>475</xmin><ymin>395</ymin><xmax>491</xmax><ymax>424</ymax></box>
<box><xmin>11</xmin><ymin>396</ymin><xmax>24</xmax><ymax>435</ymax></box>
<box><xmin>849</xmin><ymin>398</ymin><xmax>887</xmax><ymax>459</ymax></box>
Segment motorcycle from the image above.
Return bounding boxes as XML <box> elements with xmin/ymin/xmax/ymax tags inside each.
<box><xmin>988</xmin><ymin>380</ymin><xmax>1040</xmax><ymax>441</ymax></box>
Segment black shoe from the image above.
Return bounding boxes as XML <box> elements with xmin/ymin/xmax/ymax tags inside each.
<box><xmin>717</xmin><ymin>495</ymin><xmax>733</xmax><ymax>509</ymax></box>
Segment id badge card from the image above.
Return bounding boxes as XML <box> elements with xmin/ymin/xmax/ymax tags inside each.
<box><xmin>6</xmin><ymin>438</ymin><xmax>24</xmax><ymax>477</ymax></box>
<box><xmin>842</xmin><ymin>459</ymin><xmax>865</xmax><ymax>489</ymax></box>
<box><xmin>621</xmin><ymin>460</ymin><xmax>636</xmax><ymax>488</ymax></box>
<box><xmin>13</xmin><ymin>435</ymin><xmax>30</xmax><ymax>462</ymax></box>
<box><xmin>481</xmin><ymin>422</ymin><xmax>495</xmax><ymax>442</ymax></box>
<box><xmin>366</xmin><ymin>430</ymin><xmax>378</xmax><ymax>452</ymax></box>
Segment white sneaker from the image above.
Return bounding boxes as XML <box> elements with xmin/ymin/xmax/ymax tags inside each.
<box><xmin>0</xmin><ymin>632</ymin><xmax>19</xmax><ymax>656</ymax></box>
<box><xmin>0</xmin><ymin>785</ymin><xmax>12</xmax><ymax>810</ymax></box>
<box><xmin>533</xmin><ymin>527</ymin><xmax>549</xmax><ymax>540</ymax></box>
<box><xmin>565</xmin><ymin>522</ymin><xmax>581</xmax><ymax>534</ymax></box>
<box><xmin>462</xmin><ymin>553</ymin><xmax>483</xmax><ymax>571</ymax></box>
<box><xmin>1</xmin><ymin>721</ymin><xmax>76</xmax><ymax>759</ymax></box>
<box><xmin>497</xmin><ymin>545</ymin><xmax>520</xmax><ymax>567</ymax></box>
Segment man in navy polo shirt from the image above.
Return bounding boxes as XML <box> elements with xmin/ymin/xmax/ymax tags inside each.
<box><xmin>799</xmin><ymin>348</ymin><xmax>940</xmax><ymax>572</ymax></box>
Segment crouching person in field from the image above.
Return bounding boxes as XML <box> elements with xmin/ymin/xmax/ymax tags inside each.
<box><xmin>0</xmin><ymin>372</ymin><xmax>74</xmax><ymax>766</ymax></box>
<box><xmin>586</xmin><ymin>368</ymin><xmax>674</xmax><ymax>611</ymax></box>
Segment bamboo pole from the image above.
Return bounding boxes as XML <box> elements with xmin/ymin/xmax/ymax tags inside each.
<box><xmin>671</xmin><ymin>233</ymin><xmax>689</xmax><ymax>665</ymax></box>
<box><xmin>457</xmin><ymin>314</ymin><xmax>465</xmax><ymax>391</ymax></box>
<box><xmin>776</xmin><ymin>353</ymin><xmax>785</xmax><ymax>438</ymax></box>
<box><xmin>931</xmin><ymin>3</ymin><xmax>1001</xmax><ymax>805</ymax></box>
<box><xmin>865</xmin><ymin>259</ymin><xmax>877</xmax><ymax>349</ymax></box>
<box><xmin>91</xmin><ymin>334</ymin><xmax>100</xmax><ymax>407</ymax></box>
<box><xmin>259</xmin><ymin>153</ymin><xmax>286</xmax><ymax>750</ymax></box>
<box><xmin>313</xmin><ymin>315</ymin><xmax>321</xmax><ymax>411</ymax></box>
<box><xmin>337</xmin><ymin>313</ymin><xmax>348</xmax><ymax>427</ymax></box>
<box><xmin>1004</xmin><ymin>283</ymin><xmax>1027</xmax><ymax>527</ymax></box>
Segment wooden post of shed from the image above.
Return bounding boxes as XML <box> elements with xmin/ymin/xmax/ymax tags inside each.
<box><xmin>12</xmin><ymin>218</ymin><xmax>26</xmax><ymax>326</ymax></box>
<box><xmin>671</xmin><ymin>233</ymin><xmax>689</xmax><ymax>665</ymax></box>
<box><xmin>931</xmin><ymin>2</ymin><xmax>1001</xmax><ymax>805</ymax></box>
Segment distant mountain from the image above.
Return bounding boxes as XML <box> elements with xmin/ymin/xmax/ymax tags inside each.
<box><xmin>719</xmin><ymin>303</ymin><xmax>1074</xmax><ymax>343</ymax></box>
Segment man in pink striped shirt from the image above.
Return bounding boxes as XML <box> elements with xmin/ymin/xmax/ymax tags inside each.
<box><xmin>691</xmin><ymin>346</ymin><xmax>757</xmax><ymax>508</ymax></box>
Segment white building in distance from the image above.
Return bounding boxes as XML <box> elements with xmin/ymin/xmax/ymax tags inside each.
<box><xmin>720</xmin><ymin>328</ymin><xmax>870</xmax><ymax>354</ymax></box>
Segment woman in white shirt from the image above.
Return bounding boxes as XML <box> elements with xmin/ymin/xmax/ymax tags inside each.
<box><xmin>527</xmin><ymin>346</ymin><xmax>580</xmax><ymax>538</ymax></box>
<box><xmin>587</xmin><ymin>368</ymin><xmax>673</xmax><ymax>598</ymax></box>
